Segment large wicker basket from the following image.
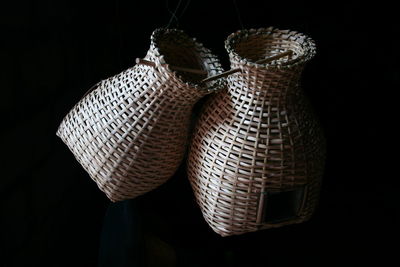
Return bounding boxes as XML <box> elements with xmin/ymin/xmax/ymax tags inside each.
<box><xmin>187</xmin><ymin>27</ymin><xmax>325</xmax><ymax>236</ymax></box>
<box><xmin>57</xmin><ymin>28</ymin><xmax>225</xmax><ymax>202</ymax></box>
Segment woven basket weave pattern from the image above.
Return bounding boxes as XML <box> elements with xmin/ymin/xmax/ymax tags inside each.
<box><xmin>57</xmin><ymin>28</ymin><xmax>224</xmax><ymax>202</ymax></box>
<box><xmin>188</xmin><ymin>27</ymin><xmax>325</xmax><ymax>236</ymax></box>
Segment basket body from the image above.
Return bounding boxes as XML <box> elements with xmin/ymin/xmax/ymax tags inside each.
<box><xmin>56</xmin><ymin>29</ymin><xmax>224</xmax><ymax>202</ymax></box>
<box><xmin>188</xmin><ymin>28</ymin><xmax>325</xmax><ymax>236</ymax></box>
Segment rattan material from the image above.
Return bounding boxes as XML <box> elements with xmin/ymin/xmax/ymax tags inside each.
<box><xmin>56</xmin><ymin>28</ymin><xmax>225</xmax><ymax>202</ymax></box>
<box><xmin>187</xmin><ymin>27</ymin><xmax>325</xmax><ymax>237</ymax></box>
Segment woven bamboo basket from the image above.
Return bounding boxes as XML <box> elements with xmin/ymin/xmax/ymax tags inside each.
<box><xmin>56</xmin><ymin>28</ymin><xmax>225</xmax><ymax>202</ymax></box>
<box><xmin>187</xmin><ymin>27</ymin><xmax>325</xmax><ymax>236</ymax></box>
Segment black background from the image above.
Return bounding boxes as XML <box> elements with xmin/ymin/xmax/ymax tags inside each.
<box><xmin>1</xmin><ymin>0</ymin><xmax>398</xmax><ymax>266</ymax></box>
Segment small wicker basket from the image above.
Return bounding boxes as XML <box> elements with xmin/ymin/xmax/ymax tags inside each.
<box><xmin>57</xmin><ymin>28</ymin><xmax>225</xmax><ymax>202</ymax></box>
<box><xmin>187</xmin><ymin>27</ymin><xmax>325</xmax><ymax>236</ymax></box>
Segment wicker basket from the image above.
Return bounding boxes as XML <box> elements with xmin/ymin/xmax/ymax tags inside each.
<box><xmin>56</xmin><ymin>28</ymin><xmax>225</xmax><ymax>202</ymax></box>
<box><xmin>187</xmin><ymin>27</ymin><xmax>325</xmax><ymax>236</ymax></box>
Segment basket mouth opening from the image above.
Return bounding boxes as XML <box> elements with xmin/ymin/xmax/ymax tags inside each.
<box><xmin>151</xmin><ymin>28</ymin><xmax>225</xmax><ymax>91</ymax></box>
<box><xmin>158</xmin><ymin>34</ymin><xmax>206</xmax><ymax>83</ymax></box>
<box><xmin>225</xmin><ymin>28</ymin><xmax>316</xmax><ymax>69</ymax></box>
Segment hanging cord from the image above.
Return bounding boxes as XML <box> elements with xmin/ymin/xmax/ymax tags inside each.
<box><xmin>115</xmin><ymin>0</ymin><xmax>123</xmax><ymax>68</ymax></box>
<box><xmin>165</xmin><ymin>0</ymin><xmax>192</xmax><ymax>28</ymax></box>
<box><xmin>233</xmin><ymin>0</ymin><xmax>244</xmax><ymax>30</ymax></box>
<box><xmin>166</xmin><ymin>0</ymin><xmax>182</xmax><ymax>28</ymax></box>
<box><xmin>179</xmin><ymin>0</ymin><xmax>192</xmax><ymax>21</ymax></box>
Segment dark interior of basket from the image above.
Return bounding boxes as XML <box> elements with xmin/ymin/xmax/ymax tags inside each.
<box><xmin>233</xmin><ymin>33</ymin><xmax>305</xmax><ymax>64</ymax></box>
<box><xmin>158</xmin><ymin>35</ymin><xmax>209</xmax><ymax>83</ymax></box>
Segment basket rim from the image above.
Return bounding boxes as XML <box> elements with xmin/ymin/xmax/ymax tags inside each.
<box><xmin>224</xmin><ymin>27</ymin><xmax>317</xmax><ymax>70</ymax></box>
<box><xmin>150</xmin><ymin>28</ymin><xmax>226</xmax><ymax>92</ymax></box>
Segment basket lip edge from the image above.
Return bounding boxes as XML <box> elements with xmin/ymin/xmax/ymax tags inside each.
<box><xmin>224</xmin><ymin>27</ymin><xmax>317</xmax><ymax>70</ymax></box>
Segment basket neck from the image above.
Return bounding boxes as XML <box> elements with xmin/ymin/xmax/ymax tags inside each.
<box><xmin>228</xmin><ymin>63</ymin><xmax>305</xmax><ymax>99</ymax></box>
<box><xmin>224</xmin><ymin>27</ymin><xmax>315</xmax><ymax>99</ymax></box>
